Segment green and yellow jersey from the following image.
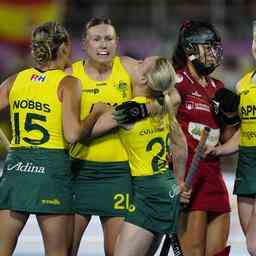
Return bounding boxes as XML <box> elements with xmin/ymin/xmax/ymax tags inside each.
<box><xmin>9</xmin><ymin>68</ymin><xmax>67</xmax><ymax>149</ymax></box>
<box><xmin>70</xmin><ymin>56</ymin><xmax>132</xmax><ymax>162</ymax></box>
<box><xmin>118</xmin><ymin>97</ymin><xmax>170</xmax><ymax>176</ymax></box>
<box><xmin>238</xmin><ymin>71</ymin><xmax>256</xmax><ymax>147</ymax></box>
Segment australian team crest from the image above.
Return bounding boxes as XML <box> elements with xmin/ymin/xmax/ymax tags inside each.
<box><xmin>115</xmin><ymin>81</ymin><xmax>128</xmax><ymax>98</ymax></box>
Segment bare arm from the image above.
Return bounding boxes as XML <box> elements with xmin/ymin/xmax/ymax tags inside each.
<box><xmin>0</xmin><ymin>128</ymin><xmax>10</xmax><ymax>150</ymax></box>
<box><xmin>167</xmin><ymin>88</ymin><xmax>187</xmax><ymax>180</ymax></box>
<box><xmin>210</xmin><ymin>81</ymin><xmax>240</xmax><ymax>156</ymax></box>
<box><xmin>0</xmin><ymin>74</ymin><xmax>16</xmax><ymax>111</ymax></box>
<box><xmin>121</xmin><ymin>56</ymin><xmax>140</xmax><ymax>81</ymax></box>
<box><xmin>90</xmin><ymin>109</ymin><xmax>118</xmax><ymax>138</ymax></box>
<box><xmin>220</xmin><ymin>124</ymin><xmax>240</xmax><ymax>143</ymax></box>
<box><xmin>218</xmin><ymin>129</ymin><xmax>240</xmax><ymax>155</ymax></box>
<box><xmin>59</xmin><ymin>76</ymin><xmax>105</xmax><ymax>144</ymax></box>
<box><xmin>0</xmin><ymin>75</ymin><xmax>16</xmax><ymax>149</ymax></box>
<box><xmin>205</xmin><ymin>129</ymin><xmax>240</xmax><ymax>157</ymax></box>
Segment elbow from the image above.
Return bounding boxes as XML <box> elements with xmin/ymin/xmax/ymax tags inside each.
<box><xmin>63</xmin><ymin>119</ymin><xmax>94</xmax><ymax>144</ymax></box>
<box><xmin>64</xmin><ymin>128</ymin><xmax>92</xmax><ymax>144</ymax></box>
<box><xmin>64</xmin><ymin>127</ymin><xmax>82</xmax><ymax>144</ymax></box>
<box><xmin>65</xmin><ymin>133</ymin><xmax>79</xmax><ymax>144</ymax></box>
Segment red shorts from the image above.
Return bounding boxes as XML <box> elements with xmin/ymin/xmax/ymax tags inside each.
<box><xmin>185</xmin><ymin>155</ymin><xmax>230</xmax><ymax>213</ymax></box>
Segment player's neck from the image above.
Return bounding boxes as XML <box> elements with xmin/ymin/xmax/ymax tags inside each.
<box><xmin>35</xmin><ymin>60</ymin><xmax>65</xmax><ymax>72</ymax></box>
<box><xmin>187</xmin><ymin>62</ymin><xmax>207</xmax><ymax>86</ymax></box>
<box><xmin>86</xmin><ymin>59</ymin><xmax>113</xmax><ymax>73</ymax></box>
<box><xmin>85</xmin><ymin>59</ymin><xmax>113</xmax><ymax>80</ymax></box>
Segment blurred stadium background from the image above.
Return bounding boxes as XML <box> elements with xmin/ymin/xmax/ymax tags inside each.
<box><xmin>0</xmin><ymin>0</ymin><xmax>254</xmax><ymax>255</ymax></box>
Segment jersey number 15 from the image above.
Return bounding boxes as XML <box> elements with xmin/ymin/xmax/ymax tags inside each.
<box><xmin>14</xmin><ymin>112</ymin><xmax>50</xmax><ymax>145</ymax></box>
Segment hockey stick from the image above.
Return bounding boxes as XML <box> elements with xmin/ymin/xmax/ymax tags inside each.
<box><xmin>159</xmin><ymin>127</ymin><xmax>210</xmax><ymax>256</ymax></box>
<box><xmin>0</xmin><ymin>128</ymin><xmax>10</xmax><ymax>151</ymax></box>
<box><xmin>159</xmin><ymin>233</ymin><xmax>183</xmax><ymax>256</ymax></box>
<box><xmin>184</xmin><ymin>126</ymin><xmax>210</xmax><ymax>189</ymax></box>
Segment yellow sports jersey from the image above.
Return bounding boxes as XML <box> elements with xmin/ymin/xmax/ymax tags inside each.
<box><xmin>70</xmin><ymin>56</ymin><xmax>132</xmax><ymax>162</ymax></box>
<box><xmin>238</xmin><ymin>71</ymin><xmax>256</xmax><ymax>147</ymax></box>
<box><xmin>118</xmin><ymin>97</ymin><xmax>170</xmax><ymax>176</ymax></box>
<box><xmin>9</xmin><ymin>68</ymin><xmax>67</xmax><ymax>149</ymax></box>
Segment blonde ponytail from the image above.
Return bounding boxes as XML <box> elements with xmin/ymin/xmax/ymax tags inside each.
<box><xmin>163</xmin><ymin>90</ymin><xmax>178</xmax><ymax>131</ymax></box>
<box><xmin>146</xmin><ymin>57</ymin><xmax>177</xmax><ymax>93</ymax></box>
<box><xmin>145</xmin><ymin>57</ymin><xmax>180</xmax><ymax>132</ymax></box>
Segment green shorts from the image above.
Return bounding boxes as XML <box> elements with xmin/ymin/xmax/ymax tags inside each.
<box><xmin>234</xmin><ymin>146</ymin><xmax>256</xmax><ymax>196</ymax></box>
<box><xmin>0</xmin><ymin>148</ymin><xmax>73</xmax><ymax>214</ymax></box>
<box><xmin>126</xmin><ymin>170</ymin><xmax>180</xmax><ymax>234</ymax></box>
<box><xmin>71</xmin><ymin>159</ymin><xmax>131</xmax><ymax>217</ymax></box>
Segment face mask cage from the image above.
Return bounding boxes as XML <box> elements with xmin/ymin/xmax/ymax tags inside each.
<box><xmin>181</xmin><ymin>24</ymin><xmax>223</xmax><ymax>65</ymax></box>
<box><xmin>201</xmin><ymin>41</ymin><xmax>223</xmax><ymax>68</ymax></box>
<box><xmin>187</xmin><ymin>40</ymin><xmax>223</xmax><ymax>69</ymax></box>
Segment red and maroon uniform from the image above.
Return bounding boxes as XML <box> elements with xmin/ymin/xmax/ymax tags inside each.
<box><xmin>176</xmin><ymin>67</ymin><xmax>230</xmax><ymax>213</ymax></box>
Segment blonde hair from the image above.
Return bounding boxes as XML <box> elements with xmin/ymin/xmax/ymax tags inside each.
<box><xmin>146</xmin><ymin>57</ymin><xmax>178</xmax><ymax>128</ymax></box>
<box><xmin>146</xmin><ymin>57</ymin><xmax>177</xmax><ymax>94</ymax></box>
<box><xmin>31</xmin><ymin>21</ymin><xmax>69</xmax><ymax>65</ymax></box>
<box><xmin>146</xmin><ymin>57</ymin><xmax>177</xmax><ymax>110</ymax></box>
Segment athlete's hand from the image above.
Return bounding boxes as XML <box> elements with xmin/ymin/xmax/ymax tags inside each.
<box><xmin>113</xmin><ymin>101</ymin><xmax>149</xmax><ymax>124</ymax></box>
<box><xmin>204</xmin><ymin>144</ymin><xmax>222</xmax><ymax>158</ymax></box>
<box><xmin>179</xmin><ymin>181</ymin><xmax>191</xmax><ymax>205</ymax></box>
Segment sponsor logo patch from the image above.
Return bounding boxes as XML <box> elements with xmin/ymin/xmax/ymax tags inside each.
<box><xmin>96</xmin><ymin>82</ymin><xmax>107</xmax><ymax>86</ymax></box>
<box><xmin>192</xmin><ymin>91</ymin><xmax>202</xmax><ymax>97</ymax></box>
<box><xmin>82</xmin><ymin>88</ymin><xmax>100</xmax><ymax>94</ymax></box>
<box><xmin>169</xmin><ymin>184</ymin><xmax>180</xmax><ymax>198</ymax></box>
<box><xmin>188</xmin><ymin>122</ymin><xmax>220</xmax><ymax>146</ymax></box>
<box><xmin>41</xmin><ymin>198</ymin><xmax>61</xmax><ymax>205</ymax></box>
<box><xmin>115</xmin><ymin>81</ymin><xmax>128</xmax><ymax>98</ymax></box>
<box><xmin>31</xmin><ymin>74</ymin><xmax>46</xmax><ymax>82</ymax></box>
<box><xmin>7</xmin><ymin>162</ymin><xmax>45</xmax><ymax>174</ymax></box>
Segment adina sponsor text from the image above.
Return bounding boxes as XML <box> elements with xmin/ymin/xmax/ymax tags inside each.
<box><xmin>7</xmin><ymin>162</ymin><xmax>45</xmax><ymax>174</ymax></box>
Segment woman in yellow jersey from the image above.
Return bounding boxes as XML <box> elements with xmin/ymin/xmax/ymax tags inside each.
<box><xmin>204</xmin><ymin>22</ymin><xmax>256</xmax><ymax>256</ymax></box>
<box><xmin>92</xmin><ymin>56</ymin><xmax>189</xmax><ymax>256</ymax></box>
<box><xmin>0</xmin><ymin>21</ymin><xmax>107</xmax><ymax>256</ymax></box>
<box><xmin>68</xmin><ymin>17</ymin><xmax>158</xmax><ymax>256</ymax></box>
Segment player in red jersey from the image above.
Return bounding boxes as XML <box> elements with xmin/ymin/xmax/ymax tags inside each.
<box><xmin>172</xmin><ymin>20</ymin><xmax>235</xmax><ymax>256</ymax></box>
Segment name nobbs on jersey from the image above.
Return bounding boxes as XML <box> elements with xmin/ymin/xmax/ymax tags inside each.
<box><xmin>13</xmin><ymin>99</ymin><xmax>51</xmax><ymax>113</ymax></box>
